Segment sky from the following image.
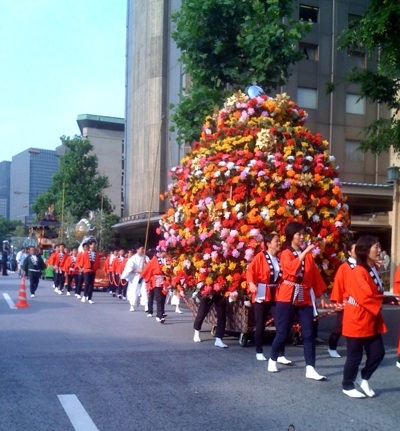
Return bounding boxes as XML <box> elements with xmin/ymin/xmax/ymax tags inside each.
<box><xmin>0</xmin><ymin>0</ymin><xmax>126</xmax><ymax>162</ymax></box>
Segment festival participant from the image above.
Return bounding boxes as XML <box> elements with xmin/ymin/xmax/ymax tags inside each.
<box><xmin>394</xmin><ymin>267</ymin><xmax>400</xmax><ymax>369</ymax></box>
<box><xmin>104</xmin><ymin>249</ymin><xmax>118</xmax><ymax>296</ymax></box>
<box><xmin>112</xmin><ymin>249</ymin><xmax>127</xmax><ymax>299</ymax></box>
<box><xmin>79</xmin><ymin>240</ymin><xmax>101</xmax><ymax>304</ymax></box>
<box><xmin>75</xmin><ymin>242</ymin><xmax>89</xmax><ymax>299</ymax></box>
<box><xmin>246</xmin><ymin>232</ymin><xmax>291</xmax><ymax>364</ymax></box>
<box><xmin>63</xmin><ymin>248</ymin><xmax>80</xmax><ymax>296</ymax></box>
<box><xmin>46</xmin><ymin>244</ymin><xmax>60</xmax><ymax>289</ymax></box>
<box><xmin>341</xmin><ymin>236</ymin><xmax>388</xmax><ymax>398</ymax></box>
<box><xmin>16</xmin><ymin>247</ymin><xmax>28</xmax><ymax>278</ymax></box>
<box><xmin>21</xmin><ymin>246</ymin><xmax>47</xmax><ymax>297</ymax></box>
<box><xmin>192</xmin><ymin>291</ymin><xmax>228</xmax><ymax>347</ymax></box>
<box><xmin>140</xmin><ymin>248</ymin><xmax>170</xmax><ymax>322</ymax></box>
<box><xmin>327</xmin><ymin>239</ymin><xmax>357</xmax><ymax>358</ymax></box>
<box><xmin>268</xmin><ymin>221</ymin><xmax>327</xmax><ymax>380</ymax></box>
<box><xmin>53</xmin><ymin>244</ymin><xmax>68</xmax><ymax>294</ymax></box>
<box><xmin>121</xmin><ymin>245</ymin><xmax>149</xmax><ymax>313</ymax></box>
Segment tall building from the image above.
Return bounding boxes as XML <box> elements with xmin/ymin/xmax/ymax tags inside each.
<box><xmin>0</xmin><ymin>161</ymin><xmax>11</xmax><ymax>219</ymax></box>
<box><xmin>121</xmin><ymin>0</ymin><xmax>396</xmax><ymax>263</ymax></box>
<box><xmin>76</xmin><ymin>114</ymin><xmax>125</xmax><ymax>217</ymax></box>
<box><xmin>10</xmin><ymin>148</ymin><xmax>60</xmax><ymax>224</ymax></box>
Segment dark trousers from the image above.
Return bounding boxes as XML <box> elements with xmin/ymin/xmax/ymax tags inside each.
<box><xmin>107</xmin><ymin>273</ymin><xmax>116</xmax><ymax>293</ymax></box>
<box><xmin>193</xmin><ymin>295</ymin><xmax>227</xmax><ymax>339</ymax></box>
<box><xmin>29</xmin><ymin>272</ymin><xmax>41</xmax><ymax>294</ymax></box>
<box><xmin>53</xmin><ymin>271</ymin><xmax>59</xmax><ymax>288</ymax></box>
<box><xmin>271</xmin><ymin>302</ymin><xmax>315</xmax><ymax>366</ymax></box>
<box><xmin>67</xmin><ymin>274</ymin><xmax>79</xmax><ymax>292</ymax></box>
<box><xmin>253</xmin><ymin>302</ymin><xmax>274</xmax><ymax>353</ymax></box>
<box><xmin>154</xmin><ymin>287</ymin><xmax>166</xmax><ymax>318</ymax></box>
<box><xmin>328</xmin><ymin>310</ymin><xmax>343</xmax><ymax>350</ymax></box>
<box><xmin>148</xmin><ymin>289</ymin><xmax>155</xmax><ymax>314</ymax></box>
<box><xmin>76</xmin><ymin>273</ymin><xmax>84</xmax><ymax>295</ymax></box>
<box><xmin>57</xmin><ymin>272</ymin><xmax>66</xmax><ymax>290</ymax></box>
<box><xmin>83</xmin><ymin>272</ymin><xmax>96</xmax><ymax>300</ymax></box>
<box><xmin>342</xmin><ymin>334</ymin><xmax>385</xmax><ymax>390</ymax></box>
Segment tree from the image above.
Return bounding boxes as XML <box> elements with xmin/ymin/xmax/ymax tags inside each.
<box><xmin>32</xmin><ymin>135</ymin><xmax>114</xmax><ymax>221</ymax></box>
<box><xmin>171</xmin><ymin>0</ymin><xmax>312</xmax><ymax>144</ymax></box>
<box><xmin>0</xmin><ymin>217</ymin><xmax>24</xmax><ymax>244</ymax></box>
<box><xmin>338</xmin><ymin>0</ymin><xmax>400</xmax><ymax>154</ymax></box>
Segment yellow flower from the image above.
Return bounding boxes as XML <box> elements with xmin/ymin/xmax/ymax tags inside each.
<box><xmin>229</xmin><ymin>262</ymin><xmax>237</xmax><ymax>270</ymax></box>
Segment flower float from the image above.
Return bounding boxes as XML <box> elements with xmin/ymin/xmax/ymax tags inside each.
<box><xmin>157</xmin><ymin>90</ymin><xmax>351</xmax><ymax>300</ymax></box>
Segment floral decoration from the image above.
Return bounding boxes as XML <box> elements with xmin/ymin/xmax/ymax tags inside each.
<box><xmin>157</xmin><ymin>91</ymin><xmax>351</xmax><ymax>300</ymax></box>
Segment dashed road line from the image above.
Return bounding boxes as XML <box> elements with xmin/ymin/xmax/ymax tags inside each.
<box><xmin>58</xmin><ymin>394</ymin><xmax>99</xmax><ymax>431</ymax></box>
<box><xmin>2</xmin><ymin>293</ymin><xmax>16</xmax><ymax>309</ymax></box>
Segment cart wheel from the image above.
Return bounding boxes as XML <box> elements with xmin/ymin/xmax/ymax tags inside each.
<box><xmin>239</xmin><ymin>333</ymin><xmax>249</xmax><ymax>347</ymax></box>
<box><xmin>210</xmin><ymin>325</ymin><xmax>217</xmax><ymax>337</ymax></box>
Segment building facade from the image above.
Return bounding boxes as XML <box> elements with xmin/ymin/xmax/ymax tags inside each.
<box><xmin>121</xmin><ymin>0</ymin><xmax>396</xmax><ymax>265</ymax></box>
<box><xmin>10</xmin><ymin>148</ymin><xmax>60</xmax><ymax>224</ymax></box>
<box><xmin>0</xmin><ymin>161</ymin><xmax>11</xmax><ymax>219</ymax></box>
<box><xmin>76</xmin><ymin>114</ymin><xmax>125</xmax><ymax>217</ymax></box>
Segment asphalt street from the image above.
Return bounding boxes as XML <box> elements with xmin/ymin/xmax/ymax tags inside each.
<box><xmin>0</xmin><ymin>273</ymin><xmax>399</xmax><ymax>431</ymax></box>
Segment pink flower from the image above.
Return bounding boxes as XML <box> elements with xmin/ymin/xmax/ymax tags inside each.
<box><xmin>232</xmin><ymin>249</ymin><xmax>240</xmax><ymax>258</ymax></box>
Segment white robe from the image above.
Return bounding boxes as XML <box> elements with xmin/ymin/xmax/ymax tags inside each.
<box><xmin>121</xmin><ymin>254</ymin><xmax>149</xmax><ymax>306</ymax></box>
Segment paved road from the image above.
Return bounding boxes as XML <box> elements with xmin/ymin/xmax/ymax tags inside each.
<box><xmin>0</xmin><ymin>273</ymin><xmax>399</xmax><ymax>431</ymax></box>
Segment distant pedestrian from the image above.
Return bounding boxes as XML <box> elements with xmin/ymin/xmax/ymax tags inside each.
<box><xmin>16</xmin><ymin>247</ymin><xmax>28</xmax><ymax>278</ymax></box>
<box><xmin>21</xmin><ymin>246</ymin><xmax>46</xmax><ymax>297</ymax></box>
<box><xmin>79</xmin><ymin>240</ymin><xmax>101</xmax><ymax>304</ymax></box>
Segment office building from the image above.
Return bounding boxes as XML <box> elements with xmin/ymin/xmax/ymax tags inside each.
<box><xmin>0</xmin><ymin>161</ymin><xmax>11</xmax><ymax>219</ymax></box>
<box><xmin>10</xmin><ymin>148</ymin><xmax>60</xmax><ymax>225</ymax></box>
<box><xmin>76</xmin><ymin>114</ymin><xmax>125</xmax><ymax>217</ymax></box>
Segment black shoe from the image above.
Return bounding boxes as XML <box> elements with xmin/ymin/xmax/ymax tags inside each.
<box><xmin>162</xmin><ymin>314</ymin><xmax>167</xmax><ymax>318</ymax></box>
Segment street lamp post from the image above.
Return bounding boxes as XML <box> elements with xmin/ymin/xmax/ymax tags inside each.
<box><xmin>387</xmin><ymin>166</ymin><xmax>400</xmax><ymax>292</ymax></box>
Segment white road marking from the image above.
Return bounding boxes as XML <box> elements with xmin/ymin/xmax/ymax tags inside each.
<box><xmin>2</xmin><ymin>293</ymin><xmax>16</xmax><ymax>309</ymax></box>
<box><xmin>57</xmin><ymin>394</ymin><xmax>99</xmax><ymax>431</ymax></box>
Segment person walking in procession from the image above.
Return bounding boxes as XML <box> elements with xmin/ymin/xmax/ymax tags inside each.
<box><xmin>79</xmin><ymin>240</ymin><xmax>101</xmax><ymax>304</ymax></box>
<box><xmin>246</xmin><ymin>232</ymin><xmax>291</xmax><ymax>364</ymax></box>
<box><xmin>268</xmin><ymin>222</ymin><xmax>327</xmax><ymax>380</ymax></box>
<box><xmin>21</xmin><ymin>246</ymin><xmax>46</xmax><ymax>297</ymax></box>
<box><xmin>341</xmin><ymin>236</ymin><xmax>388</xmax><ymax>398</ymax></box>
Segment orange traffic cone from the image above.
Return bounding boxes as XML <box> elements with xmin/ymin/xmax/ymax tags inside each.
<box><xmin>16</xmin><ymin>277</ymin><xmax>29</xmax><ymax>308</ymax></box>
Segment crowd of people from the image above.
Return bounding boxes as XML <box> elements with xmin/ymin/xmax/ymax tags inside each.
<box><xmin>17</xmin><ymin>240</ymin><xmax>184</xmax><ymax>319</ymax></box>
<box><xmin>9</xmin><ymin>223</ymin><xmax>400</xmax><ymax>398</ymax></box>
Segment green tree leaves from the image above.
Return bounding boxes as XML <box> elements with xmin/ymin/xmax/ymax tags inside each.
<box><xmin>171</xmin><ymin>0</ymin><xmax>311</xmax><ymax>144</ymax></box>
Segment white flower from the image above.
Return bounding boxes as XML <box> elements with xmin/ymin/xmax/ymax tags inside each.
<box><xmin>237</xmin><ymin>212</ymin><xmax>243</xmax><ymax>220</ymax></box>
<box><xmin>226</xmin><ymin>161</ymin><xmax>235</xmax><ymax>170</ymax></box>
<box><xmin>224</xmin><ymin>212</ymin><xmax>231</xmax><ymax>219</ymax></box>
<box><xmin>287</xmin><ymin>199</ymin><xmax>294</xmax><ymax>206</ymax></box>
<box><xmin>222</xmin><ymin>201</ymin><xmax>228</xmax><ymax>209</ymax></box>
<box><xmin>214</xmin><ymin>171</ymin><xmax>221</xmax><ymax>178</ymax></box>
<box><xmin>312</xmin><ymin>214</ymin><xmax>320</xmax><ymax>222</ymax></box>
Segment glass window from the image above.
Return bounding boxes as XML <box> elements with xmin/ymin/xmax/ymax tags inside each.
<box><xmin>299</xmin><ymin>43</ymin><xmax>319</xmax><ymax>61</ymax></box>
<box><xmin>297</xmin><ymin>87</ymin><xmax>318</xmax><ymax>109</ymax></box>
<box><xmin>299</xmin><ymin>4</ymin><xmax>319</xmax><ymax>23</ymax></box>
<box><xmin>348</xmin><ymin>50</ymin><xmax>366</xmax><ymax>69</ymax></box>
<box><xmin>346</xmin><ymin>94</ymin><xmax>365</xmax><ymax>115</ymax></box>
<box><xmin>345</xmin><ymin>140</ymin><xmax>364</xmax><ymax>162</ymax></box>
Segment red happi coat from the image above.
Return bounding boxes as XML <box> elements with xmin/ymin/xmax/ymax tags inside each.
<box><xmin>79</xmin><ymin>250</ymin><xmax>101</xmax><ymax>273</ymax></box>
<box><xmin>342</xmin><ymin>264</ymin><xmax>387</xmax><ymax>338</ymax></box>
<box><xmin>141</xmin><ymin>256</ymin><xmax>167</xmax><ymax>292</ymax></box>
<box><xmin>330</xmin><ymin>260</ymin><xmax>354</xmax><ymax>304</ymax></box>
<box><xmin>275</xmin><ymin>248</ymin><xmax>326</xmax><ymax>305</ymax></box>
<box><xmin>246</xmin><ymin>251</ymin><xmax>281</xmax><ymax>303</ymax></box>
